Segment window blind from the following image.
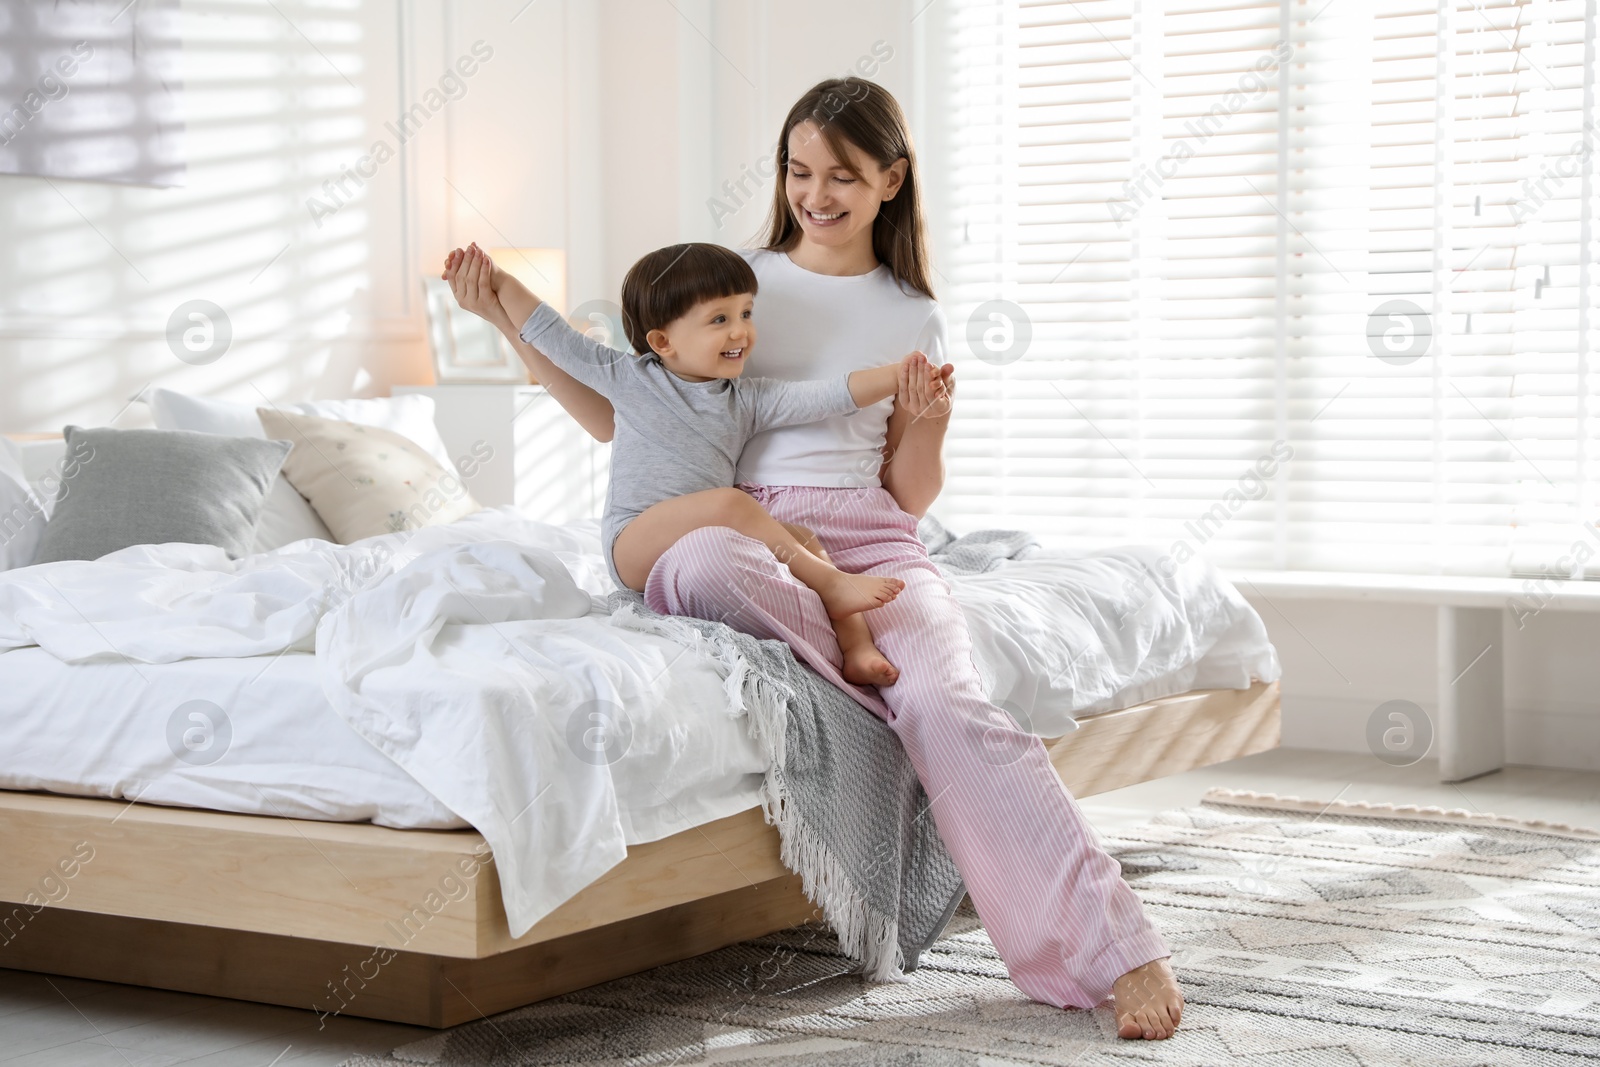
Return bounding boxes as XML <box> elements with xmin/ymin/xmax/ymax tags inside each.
<box><xmin>941</xmin><ymin>0</ymin><xmax>1600</xmax><ymax>578</ymax></box>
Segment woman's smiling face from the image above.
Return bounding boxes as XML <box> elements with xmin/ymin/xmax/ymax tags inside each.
<box><xmin>785</xmin><ymin>120</ymin><xmax>907</xmax><ymax>250</ymax></box>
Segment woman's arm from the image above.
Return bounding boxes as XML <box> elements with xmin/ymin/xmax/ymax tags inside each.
<box><xmin>443</xmin><ymin>246</ymin><xmax>616</xmax><ymax>443</ymax></box>
<box><xmin>880</xmin><ymin>359</ymin><xmax>955</xmax><ymax>519</ymax></box>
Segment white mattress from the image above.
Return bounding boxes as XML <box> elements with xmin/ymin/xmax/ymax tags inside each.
<box><xmin>0</xmin><ymin>635</ymin><xmax>771</xmax><ymax>844</ymax></box>
<box><xmin>0</xmin><ymin>512</ymin><xmax>1278</xmax><ymax>837</ymax></box>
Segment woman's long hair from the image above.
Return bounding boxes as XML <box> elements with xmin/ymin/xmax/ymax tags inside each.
<box><xmin>761</xmin><ymin>77</ymin><xmax>935</xmax><ymax>301</ymax></box>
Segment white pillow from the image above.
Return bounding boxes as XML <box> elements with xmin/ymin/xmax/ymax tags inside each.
<box><xmin>253</xmin><ymin>476</ymin><xmax>337</xmax><ymax>551</ymax></box>
<box><xmin>144</xmin><ymin>389</ymin><xmax>455</xmax><ymax>552</ymax></box>
<box><xmin>290</xmin><ymin>396</ymin><xmax>453</xmax><ymax>469</ymax></box>
<box><xmin>0</xmin><ymin>442</ymin><xmax>48</xmax><ymax>571</ymax></box>
<box><xmin>144</xmin><ymin>388</ymin><xmax>264</xmax><ymax>439</ymax></box>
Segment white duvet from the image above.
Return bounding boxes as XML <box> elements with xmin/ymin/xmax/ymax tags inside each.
<box><xmin>0</xmin><ymin>507</ymin><xmax>1278</xmax><ymax>935</ymax></box>
<box><xmin>952</xmin><ymin>542</ymin><xmax>1278</xmax><ymax>734</ymax></box>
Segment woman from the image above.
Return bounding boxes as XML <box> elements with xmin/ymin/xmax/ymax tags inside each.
<box><xmin>444</xmin><ymin>77</ymin><xmax>1184</xmax><ymax>1042</ymax></box>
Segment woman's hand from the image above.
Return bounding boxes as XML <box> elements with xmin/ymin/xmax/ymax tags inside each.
<box><xmin>441</xmin><ymin>243</ymin><xmax>509</xmax><ymax>327</ymax></box>
<box><xmin>896</xmin><ymin>351</ymin><xmax>955</xmax><ymax>422</ymax></box>
<box><xmin>882</xmin><ymin>352</ymin><xmax>955</xmax><ymax>517</ymax></box>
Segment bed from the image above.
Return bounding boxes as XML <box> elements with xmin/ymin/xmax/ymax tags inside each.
<box><xmin>0</xmin><ymin>507</ymin><xmax>1281</xmax><ymax>1028</ymax></box>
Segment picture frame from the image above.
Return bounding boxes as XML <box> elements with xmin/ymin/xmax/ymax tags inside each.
<box><xmin>422</xmin><ymin>277</ymin><xmax>531</xmax><ymax>384</ymax></box>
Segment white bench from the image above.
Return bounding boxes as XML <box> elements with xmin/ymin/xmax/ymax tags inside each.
<box><xmin>1228</xmin><ymin>570</ymin><xmax>1600</xmax><ymax>782</ymax></box>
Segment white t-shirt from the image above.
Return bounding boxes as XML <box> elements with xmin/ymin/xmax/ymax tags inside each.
<box><xmin>735</xmin><ymin>248</ymin><xmax>948</xmax><ymax>487</ymax></box>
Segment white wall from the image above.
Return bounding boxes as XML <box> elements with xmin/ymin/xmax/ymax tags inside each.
<box><xmin>1248</xmin><ymin>595</ymin><xmax>1600</xmax><ymax>773</ymax></box>
<box><xmin>581</xmin><ymin>0</ymin><xmax>927</xmax><ymax>294</ymax></box>
<box><xmin>0</xmin><ymin>0</ymin><xmax>590</xmax><ymax>433</ymax></box>
<box><xmin>5</xmin><ymin>1</ymin><xmax>415</xmax><ymax>431</ymax></box>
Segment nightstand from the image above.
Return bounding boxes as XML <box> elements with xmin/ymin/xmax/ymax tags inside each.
<box><xmin>2</xmin><ymin>433</ymin><xmax>66</xmax><ymax>501</ymax></box>
<box><xmin>393</xmin><ymin>384</ymin><xmax>608</xmax><ymax>525</ymax></box>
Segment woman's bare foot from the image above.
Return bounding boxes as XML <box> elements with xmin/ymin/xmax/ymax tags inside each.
<box><xmin>840</xmin><ymin>639</ymin><xmax>900</xmax><ymax>687</ymax></box>
<box><xmin>815</xmin><ymin>571</ymin><xmax>904</xmax><ymax>620</ymax></box>
<box><xmin>1111</xmin><ymin>957</ymin><xmax>1183</xmax><ymax>1040</ymax></box>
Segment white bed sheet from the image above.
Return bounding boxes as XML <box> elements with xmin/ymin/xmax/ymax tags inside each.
<box><xmin>0</xmin><ymin>640</ymin><xmax>771</xmax><ymax>843</ymax></box>
<box><xmin>0</xmin><ymin>647</ymin><xmax>463</xmax><ymax>828</ymax></box>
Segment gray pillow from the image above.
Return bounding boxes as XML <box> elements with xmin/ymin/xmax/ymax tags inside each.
<box><xmin>32</xmin><ymin>425</ymin><xmax>293</xmax><ymax>564</ymax></box>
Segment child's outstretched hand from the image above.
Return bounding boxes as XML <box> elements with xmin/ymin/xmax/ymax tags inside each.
<box><xmin>897</xmin><ymin>351</ymin><xmax>955</xmax><ymax>420</ymax></box>
<box><xmin>441</xmin><ymin>243</ymin><xmax>508</xmax><ymax>325</ymax></box>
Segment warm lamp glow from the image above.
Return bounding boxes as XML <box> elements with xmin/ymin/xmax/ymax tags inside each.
<box><xmin>488</xmin><ymin>248</ymin><xmax>567</xmax><ymax>315</ymax></box>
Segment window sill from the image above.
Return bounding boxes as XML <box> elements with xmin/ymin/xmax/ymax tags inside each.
<box><xmin>1225</xmin><ymin>570</ymin><xmax>1600</xmax><ymax>613</ymax></box>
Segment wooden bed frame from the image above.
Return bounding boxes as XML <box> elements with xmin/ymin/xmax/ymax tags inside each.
<box><xmin>0</xmin><ymin>681</ymin><xmax>1279</xmax><ymax>1028</ymax></box>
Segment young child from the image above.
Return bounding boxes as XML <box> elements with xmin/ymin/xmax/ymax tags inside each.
<box><xmin>445</xmin><ymin>241</ymin><xmax>951</xmax><ymax>688</ymax></box>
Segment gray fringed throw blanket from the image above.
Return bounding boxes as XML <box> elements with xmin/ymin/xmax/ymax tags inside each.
<box><xmin>917</xmin><ymin>513</ymin><xmax>1040</xmax><ymax>575</ymax></box>
<box><xmin>603</xmin><ymin>519</ymin><xmax>1039</xmax><ymax>980</ymax></box>
<box><xmin>606</xmin><ymin>588</ymin><xmax>965</xmax><ymax>979</ymax></box>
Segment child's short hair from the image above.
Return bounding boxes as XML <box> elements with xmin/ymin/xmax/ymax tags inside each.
<box><xmin>620</xmin><ymin>243</ymin><xmax>758</xmax><ymax>356</ymax></box>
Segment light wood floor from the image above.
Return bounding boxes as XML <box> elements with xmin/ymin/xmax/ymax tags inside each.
<box><xmin>2</xmin><ymin>748</ymin><xmax>1596</xmax><ymax>1066</ymax></box>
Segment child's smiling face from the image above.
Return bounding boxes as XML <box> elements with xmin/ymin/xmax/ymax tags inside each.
<box><xmin>645</xmin><ymin>292</ymin><xmax>757</xmax><ymax>383</ymax></box>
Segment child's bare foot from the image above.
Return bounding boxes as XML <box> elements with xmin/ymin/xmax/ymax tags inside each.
<box><xmin>1111</xmin><ymin>957</ymin><xmax>1183</xmax><ymax>1040</ymax></box>
<box><xmin>841</xmin><ymin>640</ymin><xmax>899</xmax><ymax>687</ymax></box>
<box><xmin>815</xmin><ymin>571</ymin><xmax>904</xmax><ymax>620</ymax></box>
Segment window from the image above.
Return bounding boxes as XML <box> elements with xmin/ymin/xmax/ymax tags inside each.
<box><xmin>939</xmin><ymin>0</ymin><xmax>1599</xmax><ymax>578</ymax></box>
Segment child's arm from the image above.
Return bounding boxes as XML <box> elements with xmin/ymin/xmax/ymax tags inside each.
<box><xmin>745</xmin><ymin>353</ymin><xmax>935</xmax><ymax>434</ymax></box>
<box><xmin>489</xmin><ymin>254</ymin><xmax>542</xmax><ymax>330</ymax></box>
<box><xmin>846</xmin><ymin>352</ymin><xmax>921</xmax><ymax>407</ymax></box>
<box><xmin>456</xmin><ymin>246</ymin><xmax>632</xmax><ymax>396</ymax></box>
<box><xmin>443</xmin><ymin>246</ymin><xmax>616</xmax><ymax>440</ymax></box>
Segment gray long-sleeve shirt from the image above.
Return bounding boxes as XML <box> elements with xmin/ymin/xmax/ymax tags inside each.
<box><xmin>519</xmin><ymin>302</ymin><xmax>859</xmax><ymax>587</ymax></box>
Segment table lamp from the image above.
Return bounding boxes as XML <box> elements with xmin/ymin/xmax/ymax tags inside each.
<box><xmin>478</xmin><ymin>248</ymin><xmax>566</xmax><ymax>385</ymax></box>
<box><xmin>488</xmin><ymin>248</ymin><xmax>567</xmax><ymax>317</ymax></box>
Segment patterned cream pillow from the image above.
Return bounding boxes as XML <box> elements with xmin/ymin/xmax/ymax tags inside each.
<box><xmin>257</xmin><ymin>407</ymin><xmax>480</xmax><ymax>543</ymax></box>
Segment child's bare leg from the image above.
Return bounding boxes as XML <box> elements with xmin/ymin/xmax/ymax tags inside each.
<box><xmin>612</xmin><ymin>488</ymin><xmax>905</xmax><ymax>617</ymax></box>
<box><xmin>780</xmin><ymin>522</ymin><xmax>899</xmax><ymax>688</ymax></box>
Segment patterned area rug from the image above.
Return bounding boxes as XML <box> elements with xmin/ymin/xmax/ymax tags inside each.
<box><xmin>343</xmin><ymin>789</ymin><xmax>1600</xmax><ymax>1066</ymax></box>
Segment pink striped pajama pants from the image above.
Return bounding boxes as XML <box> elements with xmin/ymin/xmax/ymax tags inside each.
<box><xmin>643</xmin><ymin>483</ymin><xmax>1170</xmax><ymax>1010</ymax></box>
